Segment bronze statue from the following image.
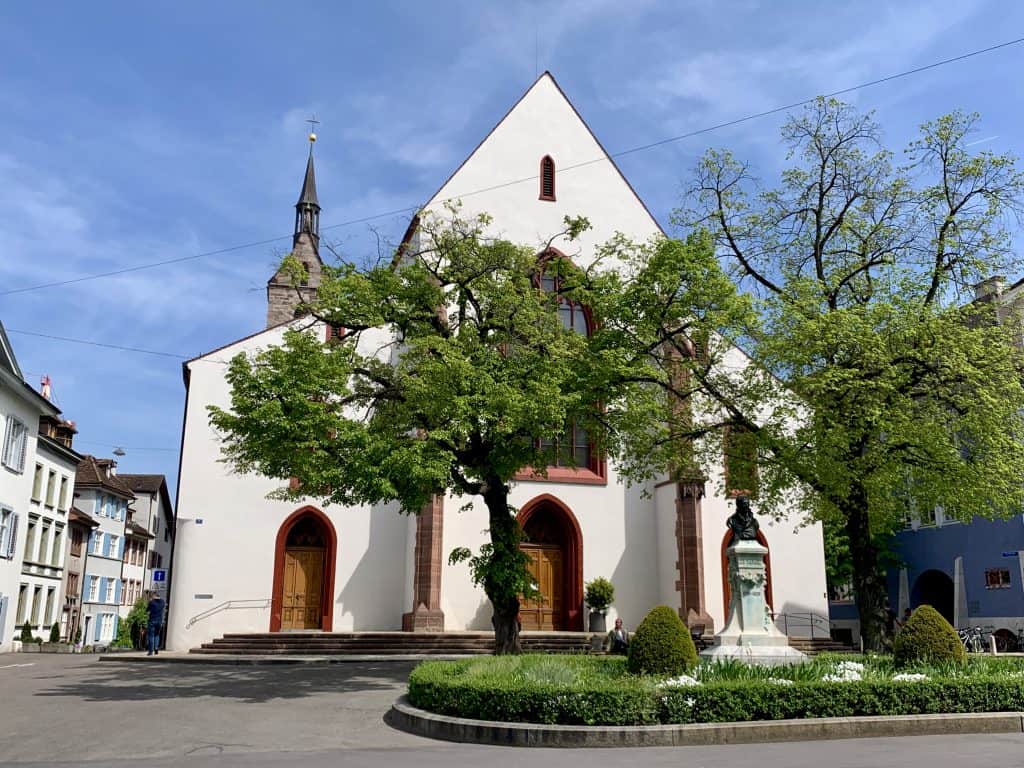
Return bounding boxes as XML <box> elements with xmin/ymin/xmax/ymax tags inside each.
<box><xmin>726</xmin><ymin>495</ymin><xmax>760</xmax><ymax>541</ymax></box>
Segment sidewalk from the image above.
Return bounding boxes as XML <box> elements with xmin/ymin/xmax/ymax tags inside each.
<box><xmin>100</xmin><ymin>651</ymin><xmax>476</xmax><ymax>664</ymax></box>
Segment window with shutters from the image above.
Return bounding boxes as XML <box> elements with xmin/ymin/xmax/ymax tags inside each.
<box><xmin>104</xmin><ymin>579</ymin><xmax>115</xmax><ymax>604</ymax></box>
<box><xmin>0</xmin><ymin>507</ymin><xmax>14</xmax><ymax>559</ymax></box>
<box><xmin>2</xmin><ymin>415</ymin><xmax>28</xmax><ymax>472</ymax></box>
<box><xmin>100</xmin><ymin>612</ymin><xmax>114</xmax><ymax>641</ymax></box>
<box><xmin>539</xmin><ymin>155</ymin><xmax>556</xmax><ymax>201</ymax></box>
<box><xmin>87</xmin><ymin>576</ymin><xmax>98</xmax><ymax>602</ymax></box>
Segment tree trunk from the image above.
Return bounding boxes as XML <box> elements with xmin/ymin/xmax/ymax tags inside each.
<box><xmin>844</xmin><ymin>487</ymin><xmax>887</xmax><ymax>652</ymax></box>
<box><xmin>482</xmin><ymin>479</ymin><xmax>522</xmax><ymax>655</ymax></box>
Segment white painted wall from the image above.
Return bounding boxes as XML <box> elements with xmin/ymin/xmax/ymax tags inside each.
<box><xmin>167</xmin><ymin>322</ymin><xmax>413</xmax><ymax>651</ymax></box>
<box><xmin>0</xmin><ymin>386</ymin><xmax>43</xmax><ymax>650</ymax></box>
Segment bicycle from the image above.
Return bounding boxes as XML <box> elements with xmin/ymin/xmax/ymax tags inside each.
<box><xmin>957</xmin><ymin>626</ymin><xmax>994</xmax><ymax>653</ymax></box>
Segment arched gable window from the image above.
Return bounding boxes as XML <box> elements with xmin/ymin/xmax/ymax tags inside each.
<box><xmin>539</xmin><ymin>155</ymin><xmax>556</xmax><ymax>201</ymax></box>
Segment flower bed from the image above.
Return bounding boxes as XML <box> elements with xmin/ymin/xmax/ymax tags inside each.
<box><xmin>406</xmin><ymin>654</ymin><xmax>1024</xmax><ymax>726</ymax></box>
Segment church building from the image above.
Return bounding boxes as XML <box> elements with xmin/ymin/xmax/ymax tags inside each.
<box><xmin>167</xmin><ymin>73</ymin><xmax>828</xmax><ymax>651</ymax></box>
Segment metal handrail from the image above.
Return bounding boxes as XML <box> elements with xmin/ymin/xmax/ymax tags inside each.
<box><xmin>772</xmin><ymin>611</ymin><xmax>832</xmax><ymax>639</ymax></box>
<box><xmin>185</xmin><ymin>599</ymin><xmax>271</xmax><ymax>629</ymax></box>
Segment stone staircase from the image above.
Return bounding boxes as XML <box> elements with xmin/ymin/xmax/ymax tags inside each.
<box><xmin>190</xmin><ymin>631</ymin><xmax>594</xmax><ymax>656</ymax></box>
<box><xmin>785</xmin><ymin>636</ymin><xmax>857</xmax><ymax>655</ymax></box>
<box><xmin>191</xmin><ymin>630</ymin><xmax>855</xmax><ymax>657</ymax></box>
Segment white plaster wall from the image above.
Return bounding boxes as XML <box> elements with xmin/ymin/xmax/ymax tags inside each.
<box><xmin>167</xmin><ymin>322</ymin><xmax>414</xmax><ymax>651</ymax></box>
<box><xmin>439</xmin><ymin>461</ymin><xmax>662</xmax><ymax>632</ymax></box>
<box><xmin>425</xmin><ymin>74</ymin><xmax>664</xmax><ymax>269</ymax></box>
<box><xmin>0</xmin><ymin>387</ymin><xmax>43</xmax><ymax>651</ymax></box>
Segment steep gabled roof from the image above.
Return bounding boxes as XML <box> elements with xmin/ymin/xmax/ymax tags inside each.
<box><xmin>75</xmin><ymin>455</ymin><xmax>135</xmax><ymax>498</ymax></box>
<box><xmin>0</xmin><ymin>320</ymin><xmax>22</xmax><ymax>379</ymax></box>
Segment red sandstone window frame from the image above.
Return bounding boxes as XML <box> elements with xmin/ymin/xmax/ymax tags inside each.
<box><xmin>539</xmin><ymin>155</ymin><xmax>556</xmax><ymax>201</ymax></box>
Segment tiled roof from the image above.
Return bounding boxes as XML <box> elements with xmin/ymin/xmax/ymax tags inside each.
<box><xmin>125</xmin><ymin>519</ymin><xmax>155</xmax><ymax>540</ymax></box>
<box><xmin>120</xmin><ymin>474</ymin><xmax>165</xmax><ymax>494</ymax></box>
<box><xmin>69</xmin><ymin>507</ymin><xmax>100</xmax><ymax>528</ymax></box>
<box><xmin>74</xmin><ymin>455</ymin><xmax>135</xmax><ymax>498</ymax></box>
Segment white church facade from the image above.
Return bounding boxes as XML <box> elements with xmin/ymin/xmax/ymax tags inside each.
<box><xmin>167</xmin><ymin>73</ymin><xmax>828</xmax><ymax>651</ymax></box>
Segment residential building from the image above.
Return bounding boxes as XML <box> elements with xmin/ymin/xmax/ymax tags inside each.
<box><xmin>74</xmin><ymin>455</ymin><xmax>133</xmax><ymax>645</ymax></box>
<box><xmin>61</xmin><ymin>506</ymin><xmax>99</xmax><ymax>643</ymax></box>
<box><xmin>168</xmin><ymin>73</ymin><xmax>829</xmax><ymax>651</ymax></box>
<box><xmin>20</xmin><ymin>407</ymin><xmax>81</xmax><ymax>640</ymax></box>
<box><xmin>0</xmin><ymin>323</ymin><xmax>79</xmax><ymax>651</ymax></box>
<box><xmin>120</xmin><ymin>474</ymin><xmax>173</xmax><ymax>603</ymax></box>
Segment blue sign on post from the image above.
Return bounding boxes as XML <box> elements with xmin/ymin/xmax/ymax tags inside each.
<box><xmin>1002</xmin><ymin>552</ymin><xmax>1019</xmax><ymax>558</ymax></box>
<box><xmin>152</xmin><ymin>569</ymin><xmax>167</xmax><ymax>589</ymax></box>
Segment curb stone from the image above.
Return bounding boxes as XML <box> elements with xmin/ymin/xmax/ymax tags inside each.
<box><xmin>98</xmin><ymin>653</ymin><xmax>473</xmax><ymax>665</ymax></box>
<box><xmin>387</xmin><ymin>696</ymin><xmax>1024</xmax><ymax>748</ymax></box>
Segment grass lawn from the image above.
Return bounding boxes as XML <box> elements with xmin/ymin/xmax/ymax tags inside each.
<box><xmin>407</xmin><ymin>653</ymin><xmax>1024</xmax><ymax>725</ymax></box>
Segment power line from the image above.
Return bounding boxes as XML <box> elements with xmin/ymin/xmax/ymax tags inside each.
<box><xmin>72</xmin><ymin>438</ymin><xmax>179</xmax><ymax>454</ymax></box>
<box><xmin>6</xmin><ymin>329</ymin><xmax>189</xmax><ymax>359</ymax></box>
<box><xmin>2</xmin><ymin>37</ymin><xmax>1021</xmax><ymax>299</ymax></box>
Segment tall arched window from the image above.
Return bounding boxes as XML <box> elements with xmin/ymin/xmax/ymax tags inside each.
<box><xmin>527</xmin><ymin>252</ymin><xmax>601</xmax><ymax>478</ymax></box>
<box><xmin>539</xmin><ymin>155</ymin><xmax>556</xmax><ymax>201</ymax></box>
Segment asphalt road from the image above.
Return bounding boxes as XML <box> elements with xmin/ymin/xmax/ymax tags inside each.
<box><xmin>3</xmin><ymin>654</ymin><xmax>1024</xmax><ymax>767</ymax></box>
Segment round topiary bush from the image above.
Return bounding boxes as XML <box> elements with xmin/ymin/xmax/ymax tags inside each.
<box><xmin>626</xmin><ymin>605</ymin><xmax>698</xmax><ymax>676</ymax></box>
<box><xmin>893</xmin><ymin>605</ymin><xmax>966</xmax><ymax>666</ymax></box>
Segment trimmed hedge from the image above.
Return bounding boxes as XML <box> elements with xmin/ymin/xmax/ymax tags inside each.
<box><xmin>627</xmin><ymin>605</ymin><xmax>698</xmax><ymax>676</ymax></box>
<box><xmin>894</xmin><ymin>605</ymin><xmax>966</xmax><ymax>667</ymax></box>
<box><xmin>407</xmin><ymin>657</ymin><xmax>1024</xmax><ymax>726</ymax></box>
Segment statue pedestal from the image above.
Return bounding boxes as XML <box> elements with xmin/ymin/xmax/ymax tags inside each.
<box><xmin>700</xmin><ymin>539</ymin><xmax>806</xmax><ymax>666</ymax></box>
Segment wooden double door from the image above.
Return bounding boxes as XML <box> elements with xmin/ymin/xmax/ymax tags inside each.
<box><xmin>520</xmin><ymin>544</ymin><xmax>564</xmax><ymax>631</ymax></box>
<box><xmin>281</xmin><ymin>546</ymin><xmax>324</xmax><ymax>630</ymax></box>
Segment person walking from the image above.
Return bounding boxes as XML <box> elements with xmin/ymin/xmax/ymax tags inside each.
<box><xmin>146</xmin><ymin>591</ymin><xmax>166</xmax><ymax>656</ymax></box>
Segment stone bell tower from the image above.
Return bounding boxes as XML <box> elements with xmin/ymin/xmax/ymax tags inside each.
<box><xmin>266</xmin><ymin>131</ymin><xmax>325</xmax><ymax>327</ymax></box>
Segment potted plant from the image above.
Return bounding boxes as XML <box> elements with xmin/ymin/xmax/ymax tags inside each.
<box><xmin>584</xmin><ymin>577</ymin><xmax>615</xmax><ymax>633</ymax></box>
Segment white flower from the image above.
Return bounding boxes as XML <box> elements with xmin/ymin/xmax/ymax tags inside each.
<box><xmin>684</xmin><ymin>697</ymin><xmax>696</xmax><ymax>708</ymax></box>
<box><xmin>822</xmin><ymin>669</ymin><xmax>862</xmax><ymax>682</ymax></box>
<box><xmin>892</xmin><ymin>673</ymin><xmax>928</xmax><ymax>682</ymax></box>
<box><xmin>767</xmin><ymin>677</ymin><xmax>794</xmax><ymax>685</ymax></box>
<box><xmin>836</xmin><ymin>661</ymin><xmax>865</xmax><ymax>673</ymax></box>
<box><xmin>658</xmin><ymin>674</ymin><xmax>702</xmax><ymax>688</ymax></box>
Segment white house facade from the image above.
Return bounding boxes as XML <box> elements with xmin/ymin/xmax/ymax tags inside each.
<box><xmin>75</xmin><ymin>456</ymin><xmax>133</xmax><ymax>645</ymax></box>
<box><xmin>168</xmin><ymin>73</ymin><xmax>828</xmax><ymax>651</ymax></box>
<box><xmin>0</xmin><ymin>323</ymin><xmax>80</xmax><ymax>651</ymax></box>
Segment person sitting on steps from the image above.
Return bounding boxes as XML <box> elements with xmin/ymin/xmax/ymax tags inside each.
<box><xmin>605</xmin><ymin>617</ymin><xmax>629</xmax><ymax>654</ymax></box>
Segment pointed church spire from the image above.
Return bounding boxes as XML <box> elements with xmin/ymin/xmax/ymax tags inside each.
<box><xmin>294</xmin><ymin>127</ymin><xmax>320</xmax><ymax>247</ymax></box>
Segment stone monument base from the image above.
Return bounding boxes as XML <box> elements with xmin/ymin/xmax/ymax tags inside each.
<box><xmin>702</xmin><ymin>538</ymin><xmax>807</xmax><ymax>666</ymax></box>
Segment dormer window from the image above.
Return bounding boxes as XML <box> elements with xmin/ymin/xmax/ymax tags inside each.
<box><xmin>539</xmin><ymin>155</ymin><xmax>556</xmax><ymax>201</ymax></box>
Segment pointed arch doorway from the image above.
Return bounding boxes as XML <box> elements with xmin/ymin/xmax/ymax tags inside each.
<box><xmin>270</xmin><ymin>507</ymin><xmax>337</xmax><ymax>632</ymax></box>
<box><xmin>517</xmin><ymin>495</ymin><xmax>584</xmax><ymax>631</ymax></box>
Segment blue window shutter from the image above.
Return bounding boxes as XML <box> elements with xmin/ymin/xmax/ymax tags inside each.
<box><xmin>94</xmin><ymin>616</ymin><xmax>101</xmax><ymax>642</ymax></box>
<box><xmin>118</xmin><ymin>537</ymin><xmax>125</xmax><ymax>559</ymax></box>
<box><xmin>104</xmin><ymin>534</ymin><xmax>111</xmax><ymax>557</ymax></box>
<box><xmin>114</xmin><ymin>579</ymin><xmax>122</xmax><ymax>606</ymax></box>
<box><xmin>98</xmin><ymin>578</ymin><xmax>105</xmax><ymax>603</ymax></box>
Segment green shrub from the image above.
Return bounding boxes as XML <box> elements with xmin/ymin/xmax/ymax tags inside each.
<box><xmin>407</xmin><ymin>656</ymin><xmax>1024</xmax><ymax>726</ymax></box>
<box><xmin>584</xmin><ymin>578</ymin><xmax>615</xmax><ymax>612</ymax></box>
<box><xmin>48</xmin><ymin>622</ymin><xmax>60</xmax><ymax>643</ymax></box>
<box><xmin>626</xmin><ymin>605</ymin><xmax>698</xmax><ymax>676</ymax></box>
<box><xmin>117</xmin><ymin>597</ymin><xmax>150</xmax><ymax>649</ymax></box>
<box><xmin>893</xmin><ymin>605</ymin><xmax>966</xmax><ymax>667</ymax></box>
<box><xmin>19</xmin><ymin>623</ymin><xmax>34</xmax><ymax>643</ymax></box>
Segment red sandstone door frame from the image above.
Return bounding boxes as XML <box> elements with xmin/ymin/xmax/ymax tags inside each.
<box><xmin>517</xmin><ymin>494</ymin><xmax>584</xmax><ymax>631</ymax></box>
<box><xmin>270</xmin><ymin>506</ymin><xmax>338</xmax><ymax>632</ymax></box>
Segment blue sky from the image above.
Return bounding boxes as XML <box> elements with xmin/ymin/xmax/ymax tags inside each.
<box><xmin>2</xmin><ymin>1</ymin><xmax>1023</xmax><ymax>498</ymax></box>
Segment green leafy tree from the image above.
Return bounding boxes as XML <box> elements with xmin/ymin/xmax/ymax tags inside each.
<box><xmin>680</xmin><ymin>98</ymin><xmax>1024</xmax><ymax>650</ymax></box>
<box><xmin>210</xmin><ymin>209</ymin><xmax>751</xmax><ymax>654</ymax></box>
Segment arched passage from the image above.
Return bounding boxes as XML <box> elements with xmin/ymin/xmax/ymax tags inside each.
<box><xmin>721</xmin><ymin>529</ymin><xmax>774</xmax><ymax>618</ymax></box>
<box><xmin>910</xmin><ymin>569</ymin><xmax>954</xmax><ymax>625</ymax></box>
<box><xmin>517</xmin><ymin>495</ymin><xmax>583</xmax><ymax>631</ymax></box>
<box><xmin>270</xmin><ymin>506</ymin><xmax>337</xmax><ymax>632</ymax></box>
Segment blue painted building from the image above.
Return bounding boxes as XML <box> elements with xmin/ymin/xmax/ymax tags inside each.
<box><xmin>887</xmin><ymin>511</ymin><xmax>1024</xmax><ymax>647</ymax></box>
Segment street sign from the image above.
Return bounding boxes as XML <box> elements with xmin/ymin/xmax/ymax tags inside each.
<box><xmin>152</xmin><ymin>569</ymin><xmax>167</xmax><ymax>582</ymax></box>
<box><xmin>1002</xmin><ymin>552</ymin><xmax>1019</xmax><ymax>558</ymax></box>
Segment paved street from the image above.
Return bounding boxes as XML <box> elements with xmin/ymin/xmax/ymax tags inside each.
<box><xmin>3</xmin><ymin>655</ymin><xmax>1024</xmax><ymax>767</ymax></box>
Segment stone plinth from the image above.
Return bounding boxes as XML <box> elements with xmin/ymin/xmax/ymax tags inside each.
<box><xmin>701</xmin><ymin>539</ymin><xmax>806</xmax><ymax>666</ymax></box>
